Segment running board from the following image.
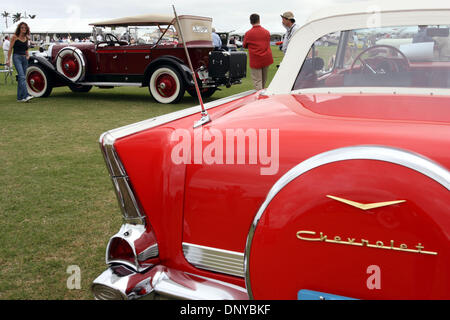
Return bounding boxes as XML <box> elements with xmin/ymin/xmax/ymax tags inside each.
<box><xmin>78</xmin><ymin>82</ymin><xmax>142</xmax><ymax>87</ymax></box>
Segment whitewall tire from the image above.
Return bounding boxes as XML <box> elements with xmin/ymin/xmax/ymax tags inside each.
<box><xmin>56</xmin><ymin>46</ymin><xmax>86</xmax><ymax>82</ymax></box>
<box><xmin>26</xmin><ymin>65</ymin><xmax>53</xmax><ymax>97</ymax></box>
<box><xmin>149</xmin><ymin>66</ymin><xmax>185</xmax><ymax>104</ymax></box>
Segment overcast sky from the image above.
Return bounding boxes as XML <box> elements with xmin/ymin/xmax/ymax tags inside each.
<box><xmin>1</xmin><ymin>0</ymin><xmax>362</xmax><ymax>33</ymax></box>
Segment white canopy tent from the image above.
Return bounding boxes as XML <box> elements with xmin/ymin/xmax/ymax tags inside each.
<box><xmin>3</xmin><ymin>18</ymin><xmax>94</xmax><ymax>37</ymax></box>
<box><xmin>232</xmin><ymin>24</ymin><xmax>284</xmax><ymax>36</ymax></box>
<box><xmin>214</xmin><ymin>23</ymin><xmax>285</xmax><ymax>45</ymax></box>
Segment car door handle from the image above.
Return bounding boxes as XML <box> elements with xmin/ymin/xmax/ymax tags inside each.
<box><xmin>113</xmin><ymin>55</ymin><xmax>118</xmax><ymax>59</ymax></box>
<box><xmin>145</xmin><ymin>55</ymin><xmax>150</xmax><ymax>59</ymax></box>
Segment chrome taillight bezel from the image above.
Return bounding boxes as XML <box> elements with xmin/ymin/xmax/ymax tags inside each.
<box><xmin>100</xmin><ymin>132</ymin><xmax>159</xmax><ymax>272</ymax></box>
<box><xmin>106</xmin><ymin>224</ymin><xmax>151</xmax><ymax>272</ymax></box>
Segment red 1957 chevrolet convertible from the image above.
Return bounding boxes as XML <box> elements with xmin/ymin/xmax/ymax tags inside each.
<box><xmin>92</xmin><ymin>0</ymin><xmax>450</xmax><ymax>300</ymax></box>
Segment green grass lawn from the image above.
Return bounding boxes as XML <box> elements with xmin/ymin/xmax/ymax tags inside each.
<box><xmin>0</xmin><ymin>47</ymin><xmax>284</xmax><ymax>299</ymax></box>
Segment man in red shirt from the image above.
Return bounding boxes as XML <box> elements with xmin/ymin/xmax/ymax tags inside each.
<box><xmin>243</xmin><ymin>14</ymin><xmax>273</xmax><ymax>90</ymax></box>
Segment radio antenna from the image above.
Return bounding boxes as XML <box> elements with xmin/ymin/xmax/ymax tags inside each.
<box><xmin>172</xmin><ymin>5</ymin><xmax>211</xmax><ymax>128</ymax></box>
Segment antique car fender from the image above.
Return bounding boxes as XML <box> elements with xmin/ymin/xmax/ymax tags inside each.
<box><xmin>26</xmin><ymin>56</ymin><xmax>72</xmax><ymax>97</ymax></box>
<box><xmin>28</xmin><ymin>55</ymin><xmax>75</xmax><ymax>84</ymax></box>
<box><xmin>245</xmin><ymin>145</ymin><xmax>450</xmax><ymax>300</ymax></box>
<box><xmin>29</xmin><ymin>55</ymin><xmax>56</xmax><ymax>73</ymax></box>
<box><xmin>143</xmin><ymin>56</ymin><xmax>194</xmax><ymax>87</ymax></box>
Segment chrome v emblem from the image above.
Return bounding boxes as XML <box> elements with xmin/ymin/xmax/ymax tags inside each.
<box><xmin>326</xmin><ymin>195</ymin><xmax>406</xmax><ymax>211</ymax></box>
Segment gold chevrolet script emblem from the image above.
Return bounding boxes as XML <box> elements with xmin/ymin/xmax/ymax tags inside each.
<box><xmin>326</xmin><ymin>195</ymin><xmax>406</xmax><ymax>211</ymax></box>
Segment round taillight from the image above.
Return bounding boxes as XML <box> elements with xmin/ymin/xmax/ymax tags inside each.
<box><xmin>107</xmin><ymin>237</ymin><xmax>136</xmax><ymax>265</ymax></box>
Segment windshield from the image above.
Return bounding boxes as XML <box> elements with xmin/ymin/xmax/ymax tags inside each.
<box><xmin>293</xmin><ymin>25</ymin><xmax>450</xmax><ymax>90</ymax></box>
<box><xmin>127</xmin><ymin>25</ymin><xmax>178</xmax><ymax>45</ymax></box>
<box><xmin>95</xmin><ymin>25</ymin><xmax>178</xmax><ymax>45</ymax></box>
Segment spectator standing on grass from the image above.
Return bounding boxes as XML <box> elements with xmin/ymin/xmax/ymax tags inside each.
<box><xmin>243</xmin><ymin>13</ymin><xmax>273</xmax><ymax>91</ymax></box>
<box><xmin>212</xmin><ymin>28</ymin><xmax>222</xmax><ymax>50</ymax></box>
<box><xmin>281</xmin><ymin>11</ymin><xmax>300</xmax><ymax>54</ymax></box>
<box><xmin>3</xmin><ymin>36</ymin><xmax>10</xmax><ymax>64</ymax></box>
<box><xmin>6</xmin><ymin>22</ymin><xmax>34</xmax><ymax>102</ymax></box>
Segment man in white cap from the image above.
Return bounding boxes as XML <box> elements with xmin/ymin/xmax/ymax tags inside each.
<box><xmin>281</xmin><ymin>11</ymin><xmax>299</xmax><ymax>54</ymax></box>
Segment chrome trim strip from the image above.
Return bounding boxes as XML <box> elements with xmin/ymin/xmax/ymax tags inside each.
<box><xmin>244</xmin><ymin>145</ymin><xmax>450</xmax><ymax>299</ymax></box>
<box><xmin>101</xmin><ymin>132</ymin><xmax>127</xmax><ymax>177</ymax></box>
<box><xmin>151</xmin><ymin>268</ymin><xmax>248</xmax><ymax>300</ymax></box>
<box><xmin>183</xmin><ymin>242</ymin><xmax>245</xmax><ymax>278</ymax></box>
<box><xmin>110</xmin><ymin>176</ymin><xmax>144</xmax><ymax>223</ymax></box>
<box><xmin>101</xmin><ymin>89</ymin><xmax>256</xmax><ymax>143</ymax></box>
<box><xmin>184</xmin><ymin>273</ymin><xmax>248</xmax><ymax>294</ymax></box>
<box><xmin>291</xmin><ymin>87</ymin><xmax>450</xmax><ymax>97</ymax></box>
<box><xmin>138</xmin><ymin>244</ymin><xmax>159</xmax><ymax>262</ymax></box>
<box><xmin>79</xmin><ymin>82</ymin><xmax>142</xmax><ymax>87</ymax></box>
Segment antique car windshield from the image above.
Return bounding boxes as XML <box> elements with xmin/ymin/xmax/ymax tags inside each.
<box><xmin>95</xmin><ymin>24</ymin><xmax>178</xmax><ymax>46</ymax></box>
<box><xmin>293</xmin><ymin>25</ymin><xmax>450</xmax><ymax>90</ymax></box>
<box><xmin>127</xmin><ymin>25</ymin><xmax>178</xmax><ymax>45</ymax></box>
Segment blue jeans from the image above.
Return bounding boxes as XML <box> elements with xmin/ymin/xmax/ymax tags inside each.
<box><xmin>13</xmin><ymin>54</ymin><xmax>29</xmax><ymax>100</ymax></box>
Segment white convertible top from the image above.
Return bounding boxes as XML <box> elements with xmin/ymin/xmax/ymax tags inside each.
<box><xmin>267</xmin><ymin>0</ymin><xmax>450</xmax><ymax>95</ymax></box>
<box><xmin>90</xmin><ymin>14</ymin><xmax>213</xmax><ymax>43</ymax></box>
<box><xmin>90</xmin><ymin>14</ymin><xmax>175</xmax><ymax>26</ymax></box>
<box><xmin>306</xmin><ymin>0</ymin><xmax>450</xmax><ymax>25</ymax></box>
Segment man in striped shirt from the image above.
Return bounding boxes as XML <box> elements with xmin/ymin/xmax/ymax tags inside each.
<box><xmin>281</xmin><ymin>11</ymin><xmax>300</xmax><ymax>54</ymax></box>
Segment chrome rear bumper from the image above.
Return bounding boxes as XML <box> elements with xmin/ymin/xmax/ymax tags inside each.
<box><xmin>92</xmin><ymin>265</ymin><xmax>249</xmax><ymax>300</ymax></box>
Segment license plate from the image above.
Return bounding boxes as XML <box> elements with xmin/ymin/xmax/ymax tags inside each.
<box><xmin>298</xmin><ymin>289</ymin><xmax>358</xmax><ymax>300</ymax></box>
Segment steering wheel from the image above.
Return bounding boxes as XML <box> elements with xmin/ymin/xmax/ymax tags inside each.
<box><xmin>104</xmin><ymin>33</ymin><xmax>120</xmax><ymax>45</ymax></box>
<box><xmin>350</xmin><ymin>45</ymin><xmax>410</xmax><ymax>74</ymax></box>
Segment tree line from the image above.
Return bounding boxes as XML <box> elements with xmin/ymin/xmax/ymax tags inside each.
<box><xmin>2</xmin><ymin>11</ymin><xmax>37</xmax><ymax>29</ymax></box>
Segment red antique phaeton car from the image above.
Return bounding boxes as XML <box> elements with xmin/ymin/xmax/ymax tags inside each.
<box><xmin>26</xmin><ymin>14</ymin><xmax>246</xmax><ymax>104</ymax></box>
<box><xmin>91</xmin><ymin>0</ymin><xmax>450</xmax><ymax>300</ymax></box>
